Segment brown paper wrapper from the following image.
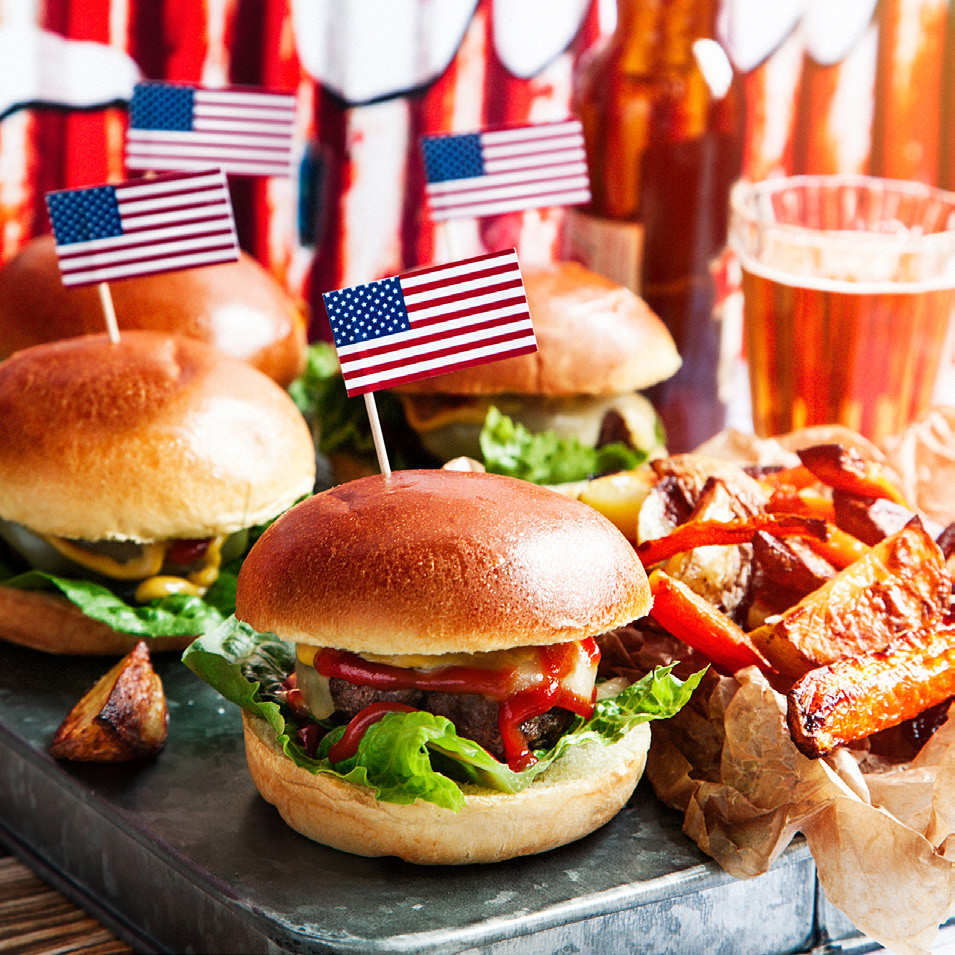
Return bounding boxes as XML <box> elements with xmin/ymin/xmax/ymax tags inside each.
<box><xmin>625</xmin><ymin>407</ymin><xmax>955</xmax><ymax>955</ymax></box>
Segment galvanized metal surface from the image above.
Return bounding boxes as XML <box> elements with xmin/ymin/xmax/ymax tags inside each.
<box><xmin>0</xmin><ymin>640</ymin><xmax>829</xmax><ymax>954</ymax></box>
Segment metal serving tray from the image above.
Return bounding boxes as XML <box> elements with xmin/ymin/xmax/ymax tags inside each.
<box><xmin>0</xmin><ymin>640</ymin><xmax>841</xmax><ymax>954</ymax></box>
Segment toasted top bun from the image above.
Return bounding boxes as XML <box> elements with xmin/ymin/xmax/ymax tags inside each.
<box><xmin>236</xmin><ymin>469</ymin><xmax>650</xmax><ymax>655</ymax></box>
<box><xmin>0</xmin><ymin>331</ymin><xmax>316</xmax><ymax>541</ymax></box>
<box><xmin>0</xmin><ymin>236</ymin><xmax>308</xmax><ymax>386</ymax></box>
<box><xmin>394</xmin><ymin>261</ymin><xmax>681</xmax><ymax>397</ymax></box>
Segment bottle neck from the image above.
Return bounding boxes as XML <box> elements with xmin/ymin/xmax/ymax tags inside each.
<box><xmin>613</xmin><ymin>0</ymin><xmax>719</xmax><ymax>66</ymax></box>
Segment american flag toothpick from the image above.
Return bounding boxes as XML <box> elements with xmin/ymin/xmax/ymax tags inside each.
<box><xmin>45</xmin><ymin>169</ymin><xmax>239</xmax><ymax>288</ymax></box>
<box><xmin>125</xmin><ymin>81</ymin><xmax>297</xmax><ymax>178</ymax></box>
<box><xmin>322</xmin><ymin>249</ymin><xmax>537</xmax><ymax>476</ymax></box>
<box><xmin>421</xmin><ymin>118</ymin><xmax>591</xmax><ymax>222</ymax></box>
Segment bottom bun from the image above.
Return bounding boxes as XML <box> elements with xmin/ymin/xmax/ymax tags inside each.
<box><xmin>0</xmin><ymin>586</ymin><xmax>194</xmax><ymax>655</ymax></box>
<box><xmin>243</xmin><ymin>711</ymin><xmax>651</xmax><ymax>865</ymax></box>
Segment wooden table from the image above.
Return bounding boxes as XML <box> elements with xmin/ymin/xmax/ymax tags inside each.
<box><xmin>0</xmin><ymin>849</ymin><xmax>133</xmax><ymax>955</ymax></box>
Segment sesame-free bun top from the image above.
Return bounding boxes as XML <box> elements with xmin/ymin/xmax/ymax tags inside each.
<box><xmin>0</xmin><ymin>331</ymin><xmax>316</xmax><ymax>542</ymax></box>
<box><xmin>236</xmin><ymin>469</ymin><xmax>650</xmax><ymax>655</ymax></box>
<box><xmin>394</xmin><ymin>261</ymin><xmax>681</xmax><ymax>397</ymax></box>
<box><xmin>0</xmin><ymin>236</ymin><xmax>308</xmax><ymax>386</ymax></box>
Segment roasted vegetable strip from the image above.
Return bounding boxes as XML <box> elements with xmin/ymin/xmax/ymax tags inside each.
<box><xmin>749</xmin><ymin>521</ymin><xmax>951</xmax><ymax>679</ymax></box>
<box><xmin>754</xmin><ymin>464</ymin><xmax>819</xmax><ymax>491</ymax></box>
<box><xmin>766</xmin><ymin>487</ymin><xmax>836</xmax><ymax>523</ymax></box>
<box><xmin>787</xmin><ymin>628</ymin><xmax>955</xmax><ymax>758</ymax></box>
<box><xmin>800</xmin><ymin>524</ymin><xmax>870</xmax><ymax>570</ymax></box>
<box><xmin>636</xmin><ymin>514</ymin><xmax>827</xmax><ymax>567</ymax></box>
<box><xmin>648</xmin><ymin>569</ymin><xmax>770</xmax><ymax>674</ymax></box>
<box><xmin>797</xmin><ymin>444</ymin><xmax>909</xmax><ymax>507</ymax></box>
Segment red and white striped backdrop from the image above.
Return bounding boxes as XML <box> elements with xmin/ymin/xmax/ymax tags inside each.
<box><xmin>0</xmin><ymin>0</ymin><xmax>952</xmax><ymax>386</ymax></box>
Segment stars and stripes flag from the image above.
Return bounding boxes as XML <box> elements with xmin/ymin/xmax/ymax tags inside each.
<box><xmin>45</xmin><ymin>169</ymin><xmax>239</xmax><ymax>288</ymax></box>
<box><xmin>421</xmin><ymin>119</ymin><xmax>591</xmax><ymax>221</ymax></box>
<box><xmin>125</xmin><ymin>81</ymin><xmax>296</xmax><ymax>178</ymax></box>
<box><xmin>323</xmin><ymin>249</ymin><xmax>537</xmax><ymax>396</ymax></box>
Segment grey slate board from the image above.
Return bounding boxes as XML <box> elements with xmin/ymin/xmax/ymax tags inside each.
<box><xmin>0</xmin><ymin>640</ymin><xmax>830</xmax><ymax>954</ymax></box>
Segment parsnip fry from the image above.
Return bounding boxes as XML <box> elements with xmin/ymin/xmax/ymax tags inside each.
<box><xmin>50</xmin><ymin>640</ymin><xmax>168</xmax><ymax>761</ymax></box>
<box><xmin>648</xmin><ymin>569</ymin><xmax>770</xmax><ymax>674</ymax></box>
<box><xmin>787</xmin><ymin>628</ymin><xmax>955</xmax><ymax>758</ymax></box>
<box><xmin>637</xmin><ymin>513</ymin><xmax>827</xmax><ymax>567</ymax></box>
<box><xmin>797</xmin><ymin>444</ymin><xmax>909</xmax><ymax>507</ymax></box>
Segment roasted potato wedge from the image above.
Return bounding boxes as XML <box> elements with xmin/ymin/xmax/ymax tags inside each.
<box><xmin>749</xmin><ymin>520</ymin><xmax>951</xmax><ymax>679</ymax></box>
<box><xmin>832</xmin><ymin>490</ymin><xmax>920</xmax><ymax>546</ymax></box>
<box><xmin>50</xmin><ymin>640</ymin><xmax>168</xmax><ymax>761</ymax></box>
<box><xmin>787</xmin><ymin>627</ymin><xmax>955</xmax><ymax>759</ymax></box>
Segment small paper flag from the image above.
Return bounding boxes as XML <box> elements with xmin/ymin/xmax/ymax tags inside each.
<box><xmin>125</xmin><ymin>81</ymin><xmax>296</xmax><ymax>178</ymax></box>
<box><xmin>421</xmin><ymin>118</ymin><xmax>590</xmax><ymax>221</ymax></box>
<box><xmin>45</xmin><ymin>169</ymin><xmax>239</xmax><ymax>287</ymax></box>
<box><xmin>323</xmin><ymin>248</ymin><xmax>537</xmax><ymax>396</ymax></box>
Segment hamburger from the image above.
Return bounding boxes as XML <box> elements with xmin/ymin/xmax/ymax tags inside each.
<box><xmin>0</xmin><ymin>331</ymin><xmax>316</xmax><ymax>655</ymax></box>
<box><xmin>0</xmin><ymin>235</ymin><xmax>308</xmax><ymax>386</ymax></box>
<box><xmin>183</xmin><ymin>468</ymin><xmax>702</xmax><ymax>864</ymax></box>
<box><xmin>297</xmin><ymin>260</ymin><xmax>682</xmax><ymax>485</ymax></box>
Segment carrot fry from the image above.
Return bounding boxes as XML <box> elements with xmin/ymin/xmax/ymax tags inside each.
<box><xmin>800</xmin><ymin>524</ymin><xmax>870</xmax><ymax>570</ymax></box>
<box><xmin>648</xmin><ymin>569</ymin><xmax>771</xmax><ymax>674</ymax></box>
<box><xmin>766</xmin><ymin>488</ymin><xmax>836</xmax><ymax>523</ymax></box>
<box><xmin>756</xmin><ymin>464</ymin><xmax>819</xmax><ymax>491</ymax></box>
<box><xmin>636</xmin><ymin>513</ymin><xmax>828</xmax><ymax>567</ymax></box>
<box><xmin>787</xmin><ymin>628</ymin><xmax>955</xmax><ymax>759</ymax></box>
<box><xmin>796</xmin><ymin>444</ymin><xmax>909</xmax><ymax>507</ymax></box>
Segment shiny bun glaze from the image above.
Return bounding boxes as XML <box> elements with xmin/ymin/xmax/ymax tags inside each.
<box><xmin>394</xmin><ymin>260</ymin><xmax>681</xmax><ymax>397</ymax></box>
<box><xmin>0</xmin><ymin>331</ymin><xmax>316</xmax><ymax>542</ymax></box>
<box><xmin>0</xmin><ymin>236</ymin><xmax>308</xmax><ymax>386</ymax></box>
<box><xmin>235</xmin><ymin>468</ymin><xmax>651</xmax><ymax>656</ymax></box>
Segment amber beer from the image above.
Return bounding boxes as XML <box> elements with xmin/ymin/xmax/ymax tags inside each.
<box><xmin>731</xmin><ymin>175</ymin><xmax>955</xmax><ymax>445</ymax></box>
<box><xmin>741</xmin><ymin>264</ymin><xmax>955</xmax><ymax>444</ymax></box>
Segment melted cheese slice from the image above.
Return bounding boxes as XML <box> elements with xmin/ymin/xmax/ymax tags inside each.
<box><xmin>42</xmin><ymin>533</ymin><xmax>225</xmax><ymax>603</ymax></box>
<box><xmin>295</xmin><ymin>641</ymin><xmax>598</xmax><ymax>721</ymax></box>
<box><xmin>43</xmin><ymin>536</ymin><xmax>167</xmax><ymax>580</ymax></box>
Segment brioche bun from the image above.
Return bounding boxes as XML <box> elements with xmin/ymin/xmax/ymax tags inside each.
<box><xmin>384</xmin><ymin>261</ymin><xmax>679</xmax><ymax>466</ymax></box>
<box><xmin>0</xmin><ymin>332</ymin><xmax>315</xmax><ymax>542</ymax></box>
<box><xmin>396</xmin><ymin>260</ymin><xmax>681</xmax><ymax>397</ymax></box>
<box><xmin>234</xmin><ymin>468</ymin><xmax>653</xmax><ymax>862</ymax></box>
<box><xmin>243</xmin><ymin>710</ymin><xmax>651</xmax><ymax>864</ymax></box>
<box><xmin>235</xmin><ymin>469</ymin><xmax>651</xmax><ymax>656</ymax></box>
<box><xmin>0</xmin><ymin>236</ymin><xmax>308</xmax><ymax>386</ymax></box>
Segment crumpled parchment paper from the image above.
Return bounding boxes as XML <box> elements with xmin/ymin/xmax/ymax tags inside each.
<box><xmin>612</xmin><ymin>406</ymin><xmax>955</xmax><ymax>955</ymax></box>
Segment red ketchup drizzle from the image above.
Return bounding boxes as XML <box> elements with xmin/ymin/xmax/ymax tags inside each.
<box><xmin>498</xmin><ymin>639</ymin><xmax>600</xmax><ymax>770</ymax></box>
<box><xmin>327</xmin><ymin>701</ymin><xmax>418</xmax><ymax>764</ymax></box>
<box><xmin>312</xmin><ymin>639</ymin><xmax>600</xmax><ymax>772</ymax></box>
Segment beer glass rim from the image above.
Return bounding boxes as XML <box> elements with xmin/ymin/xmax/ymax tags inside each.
<box><xmin>728</xmin><ymin>174</ymin><xmax>955</xmax><ymax>291</ymax></box>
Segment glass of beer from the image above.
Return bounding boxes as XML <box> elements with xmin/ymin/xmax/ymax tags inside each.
<box><xmin>729</xmin><ymin>175</ymin><xmax>955</xmax><ymax>443</ymax></box>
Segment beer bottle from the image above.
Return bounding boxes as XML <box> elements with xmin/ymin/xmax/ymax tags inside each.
<box><xmin>571</xmin><ymin>0</ymin><xmax>744</xmax><ymax>452</ymax></box>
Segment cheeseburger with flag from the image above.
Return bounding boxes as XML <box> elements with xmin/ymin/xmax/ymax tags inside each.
<box><xmin>0</xmin><ymin>174</ymin><xmax>315</xmax><ymax>655</ymax></box>
<box><xmin>184</xmin><ymin>468</ymin><xmax>702</xmax><ymax>864</ymax></box>
<box><xmin>186</xmin><ymin>247</ymin><xmax>700</xmax><ymax>864</ymax></box>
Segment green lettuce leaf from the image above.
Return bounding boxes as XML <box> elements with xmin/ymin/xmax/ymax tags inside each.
<box><xmin>479</xmin><ymin>406</ymin><xmax>649</xmax><ymax>485</ymax></box>
<box><xmin>0</xmin><ymin>513</ymin><xmax>279</xmax><ymax>640</ymax></box>
<box><xmin>2</xmin><ymin>569</ymin><xmax>233</xmax><ymax>637</ymax></box>
<box><xmin>183</xmin><ymin>617</ymin><xmax>704</xmax><ymax>811</ymax></box>
<box><xmin>288</xmin><ymin>342</ymin><xmax>410</xmax><ymax>460</ymax></box>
